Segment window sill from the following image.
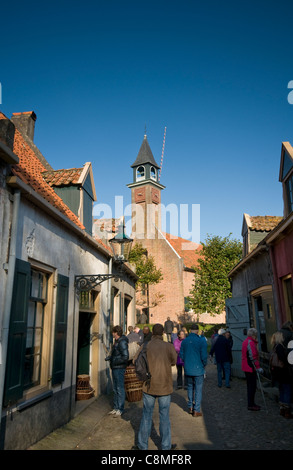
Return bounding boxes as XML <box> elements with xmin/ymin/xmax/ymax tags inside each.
<box><xmin>17</xmin><ymin>390</ymin><xmax>53</xmax><ymax>412</ymax></box>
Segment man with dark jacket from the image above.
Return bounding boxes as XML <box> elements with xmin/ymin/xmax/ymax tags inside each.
<box><xmin>164</xmin><ymin>317</ymin><xmax>173</xmax><ymax>342</ymax></box>
<box><xmin>133</xmin><ymin>323</ymin><xmax>177</xmax><ymax>450</ymax></box>
<box><xmin>210</xmin><ymin>328</ymin><xmax>232</xmax><ymax>388</ymax></box>
<box><xmin>106</xmin><ymin>325</ymin><xmax>129</xmax><ymax>417</ymax></box>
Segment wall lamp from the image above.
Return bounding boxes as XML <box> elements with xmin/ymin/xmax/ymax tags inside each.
<box><xmin>75</xmin><ymin>224</ymin><xmax>133</xmax><ymax>292</ymax></box>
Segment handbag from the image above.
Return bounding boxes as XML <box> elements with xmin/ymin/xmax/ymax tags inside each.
<box><xmin>269</xmin><ymin>346</ymin><xmax>284</xmax><ymax>369</ymax></box>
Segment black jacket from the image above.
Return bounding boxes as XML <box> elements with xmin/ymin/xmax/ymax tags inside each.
<box><xmin>110</xmin><ymin>335</ymin><xmax>129</xmax><ymax>369</ymax></box>
<box><xmin>210</xmin><ymin>335</ymin><xmax>232</xmax><ymax>363</ymax></box>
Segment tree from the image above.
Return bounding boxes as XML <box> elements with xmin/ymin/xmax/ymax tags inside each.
<box><xmin>188</xmin><ymin>234</ymin><xmax>242</xmax><ymax>315</ymax></box>
<box><xmin>128</xmin><ymin>242</ymin><xmax>164</xmax><ymax>313</ymax></box>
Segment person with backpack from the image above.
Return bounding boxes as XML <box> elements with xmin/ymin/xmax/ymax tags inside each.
<box><xmin>105</xmin><ymin>325</ymin><xmax>129</xmax><ymax>417</ymax></box>
<box><xmin>132</xmin><ymin>323</ymin><xmax>177</xmax><ymax>450</ymax></box>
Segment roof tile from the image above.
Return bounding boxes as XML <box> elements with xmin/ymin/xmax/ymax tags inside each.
<box><xmin>164</xmin><ymin>233</ymin><xmax>202</xmax><ymax>269</ymax></box>
<box><xmin>249</xmin><ymin>215</ymin><xmax>283</xmax><ymax>232</ymax></box>
<box><xmin>0</xmin><ymin>112</ymin><xmax>85</xmax><ymax>230</ymax></box>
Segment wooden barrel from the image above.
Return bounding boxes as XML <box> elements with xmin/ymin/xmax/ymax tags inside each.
<box><xmin>76</xmin><ymin>374</ymin><xmax>95</xmax><ymax>401</ymax></box>
<box><xmin>124</xmin><ymin>365</ymin><xmax>143</xmax><ymax>402</ymax></box>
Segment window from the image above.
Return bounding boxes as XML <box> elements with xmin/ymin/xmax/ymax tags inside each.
<box><xmin>79</xmin><ymin>290</ymin><xmax>97</xmax><ymax>310</ymax></box>
<box><xmin>4</xmin><ymin>259</ymin><xmax>69</xmax><ymax>405</ymax></box>
<box><xmin>150</xmin><ymin>166</ymin><xmax>156</xmax><ymax>180</ymax></box>
<box><xmin>24</xmin><ymin>269</ymin><xmax>48</xmax><ymax>389</ymax></box>
<box><xmin>136</xmin><ymin>166</ymin><xmax>145</xmax><ymax>181</ymax></box>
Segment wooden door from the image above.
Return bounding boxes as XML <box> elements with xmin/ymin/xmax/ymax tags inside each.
<box><xmin>225</xmin><ymin>297</ymin><xmax>250</xmax><ymax>377</ymax></box>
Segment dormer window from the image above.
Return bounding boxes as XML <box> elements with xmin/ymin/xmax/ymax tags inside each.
<box><xmin>136</xmin><ymin>166</ymin><xmax>145</xmax><ymax>181</ymax></box>
<box><xmin>280</xmin><ymin>144</ymin><xmax>293</xmax><ymax>218</ymax></box>
<box><xmin>150</xmin><ymin>166</ymin><xmax>157</xmax><ymax>181</ymax></box>
<box><xmin>286</xmin><ymin>173</ymin><xmax>293</xmax><ymax>214</ymax></box>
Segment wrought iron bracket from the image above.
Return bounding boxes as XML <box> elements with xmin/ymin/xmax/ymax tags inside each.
<box><xmin>75</xmin><ymin>273</ymin><xmax>122</xmax><ymax>292</ymax></box>
<box><xmin>90</xmin><ymin>332</ymin><xmax>104</xmax><ymax>344</ymax></box>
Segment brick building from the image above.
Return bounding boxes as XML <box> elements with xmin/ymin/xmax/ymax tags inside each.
<box><xmin>127</xmin><ymin>134</ymin><xmax>226</xmax><ymax>326</ymax></box>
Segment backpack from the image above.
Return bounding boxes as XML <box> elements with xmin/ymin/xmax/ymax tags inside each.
<box><xmin>134</xmin><ymin>342</ymin><xmax>151</xmax><ymax>384</ymax></box>
<box><xmin>128</xmin><ymin>341</ymin><xmax>140</xmax><ymax>361</ymax></box>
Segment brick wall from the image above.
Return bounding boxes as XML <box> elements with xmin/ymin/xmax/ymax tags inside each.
<box><xmin>135</xmin><ymin>236</ymin><xmax>185</xmax><ymax>325</ymax></box>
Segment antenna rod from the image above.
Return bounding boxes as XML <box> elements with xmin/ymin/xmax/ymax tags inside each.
<box><xmin>159</xmin><ymin>126</ymin><xmax>167</xmax><ymax>182</ymax></box>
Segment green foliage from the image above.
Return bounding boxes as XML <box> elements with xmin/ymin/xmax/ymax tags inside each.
<box><xmin>188</xmin><ymin>234</ymin><xmax>242</xmax><ymax>315</ymax></box>
<box><xmin>128</xmin><ymin>242</ymin><xmax>163</xmax><ymax>287</ymax></box>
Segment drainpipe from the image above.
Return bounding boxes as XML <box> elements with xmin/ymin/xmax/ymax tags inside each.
<box><xmin>107</xmin><ymin>258</ymin><xmax>112</xmax><ymax>348</ymax></box>
<box><xmin>105</xmin><ymin>257</ymin><xmax>112</xmax><ymax>394</ymax></box>
<box><xmin>0</xmin><ymin>189</ymin><xmax>21</xmax><ymax>433</ymax></box>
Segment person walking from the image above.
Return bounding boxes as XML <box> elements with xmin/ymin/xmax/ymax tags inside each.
<box><xmin>142</xmin><ymin>325</ymin><xmax>152</xmax><ymax>343</ymax></box>
<box><xmin>132</xmin><ymin>323</ymin><xmax>177</xmax><ymax>450</ymax></box>
<box><xmin>241</xmin><ymin>328</ymin><xmax>263</xmax><ymax>411</ymax></box>
<box><xmin>171</xmin><ymin>326</ymin><xmax>178</xmax><ymax>344</ymax></box>
<box><xmin>270</xmin><ymin>331</ymin><xmax>293</xmax><ymax>418</ymax></box>
<box><xmin>173</xmin><ymin>330</ymin><xmax>186</xmax><ymax>389</ymax></box>
<box><xmin>164</xmin><ymin>317</ymin><xmax>173</xmax><ymax>343</ymax></box>
<box><xmin>127</xmin><ymin>326</ymin><xmax>141</xmax><ymax>343</ymax></box>
<box><xmin>106</xmin><ymin>325</ymin><xmax>129</xmax><ymax>417</ymax></box>
<box><xmin>210</xmin><ymin>328</ymin><xmax>232</xmax><ymax>388</ymax></box>
<box><xmin>134</xmin><ymin>326</ymin><xmax>144</xmax><ymax>344</ymax></box>
<box><xmin>179</xmin><ymin>323</ymin><xmax>208</xmax><ymax>417</ymax></box>
<box><xmin>225</xmin><ymin>330</ymin><xmax>233</xmax><ymax>381</ymax></box>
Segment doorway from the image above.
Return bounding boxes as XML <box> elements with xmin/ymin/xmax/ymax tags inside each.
<box><xmin>77</xmin><ymin>312</ymin><xmax>94</xmax><ymax>376</ymax></box>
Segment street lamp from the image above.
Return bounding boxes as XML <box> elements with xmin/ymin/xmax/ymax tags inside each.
<box><xmin>75</xmin><ymin>223</ymin><xmax>133</xmax><ymax>292</ymax></box>
<box><xmin>108</xmin><ymin>223</ymin><xmax>133</xmax><ymax>264</ymax></box>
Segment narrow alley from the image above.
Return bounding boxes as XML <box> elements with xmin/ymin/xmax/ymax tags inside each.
<box><xmin>28</xmin><ymin>363</ymin><xmax>293</xmax><ymax>452</ymax></box>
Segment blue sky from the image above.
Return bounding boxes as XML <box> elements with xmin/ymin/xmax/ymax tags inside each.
<box><xmin>1</xmin><ymin>0</ymin><xmax>293</xmax><ymax>243</ymax></box>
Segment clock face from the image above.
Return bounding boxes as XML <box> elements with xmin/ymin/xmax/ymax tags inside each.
<box><xmin>134</xmin><ymin>187</ymin><xmax>146</xmax><ymax>202</ymax></box>
<box><xmin>152</xmin><ymin>188</ymin><xmax>160</xmax><ymax>204</ymax></box>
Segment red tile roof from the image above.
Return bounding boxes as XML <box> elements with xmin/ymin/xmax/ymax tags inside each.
<box><xmin>249</xmin><ymin>215</ymin><xmax>283</xmax><ymax>232</ymax></box>
<box><xmin>164</xmin><ymin>233</ymin><xmax>202</xmax><ymax>269</ymax></box>
<box><xmin>42</xmin><ymin>168</ymin><xmax>83</xmax><ymax>186</ymax></box>
<box><xmin>0</xmin><ymin>112</ymin><xmax>85</xmax><ymax>230</ymax></box>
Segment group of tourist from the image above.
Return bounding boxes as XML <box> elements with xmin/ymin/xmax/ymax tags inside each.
<box><xmin>105</xmin><ymin>319</ymin><xmax>293</xmax><ymax>450</ymax></box>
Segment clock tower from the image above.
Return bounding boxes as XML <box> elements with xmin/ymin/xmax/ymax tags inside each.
<box><xmin>127</xmin><ymin>133</ymin><xmax>165</xmax><ymax>239</ymax></box>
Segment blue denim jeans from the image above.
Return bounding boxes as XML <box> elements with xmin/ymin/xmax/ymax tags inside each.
<box><xmin>112</xmin><ymin>368</ymin><xmax>126</xmax><ymax>412</ymax></box>
<box><xmin>186</xmin><ymin>375</ymin><xmax>204</xmax><ymax>412</ymax></box>
<box><xmin>279</xmin><ymin>383</ymin><xmax>292</xmax><ymax>405</ymax></box>
<box><xmin>216</xmin><ymin>361</ymin><xmax>231</xmax><ymax>387</ymax></box>
<box><xmin>138</xmin><ymin>393</ymin><xmax>171</xmax><ymax>450</ymax></box>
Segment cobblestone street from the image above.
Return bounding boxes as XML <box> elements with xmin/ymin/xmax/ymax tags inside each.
<box><xmin>28</xmin><ymin>364</ymin><xmax>293</xmax><ymax>452</ymax></box>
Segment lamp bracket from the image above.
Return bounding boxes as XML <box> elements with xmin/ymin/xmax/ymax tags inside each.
<box><xmin>75</xmin><ymin>273</ymin><xmax>122</xmax><ymax>292</ymax></box>
<box><xmin>90</xmin><ymin>332</ymin><xmax>104</xmax><ymax>344</ymax></box>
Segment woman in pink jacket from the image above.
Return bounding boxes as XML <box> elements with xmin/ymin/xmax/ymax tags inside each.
<box><xmin>241</xmin><ymin>328</ymin><xmax>263</xmax><ymax>411</ymax></box>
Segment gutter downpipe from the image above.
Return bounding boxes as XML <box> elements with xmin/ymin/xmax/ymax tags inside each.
<box><xmin>105</xmin><ymin>257</ymin><xmax>112</xmax><ymax>394</ymax></box>
<box><xmin>0</xmin><ymin>189</ymin><xmax>21</xmax><ymax>439</ymax></box>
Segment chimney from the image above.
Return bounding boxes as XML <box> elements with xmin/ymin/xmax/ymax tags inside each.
<box><xmin>0</xmin><ymin>118</ymin><xmax>15</xmax><ymax>150</ymax></box>
<box><xmin>11</xmin><ymin>111</ymin><xmax>37</xmax><ymax>141</ymax></box>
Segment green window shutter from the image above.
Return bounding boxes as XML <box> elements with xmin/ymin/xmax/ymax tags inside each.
<box><xmin>3</xmin><ymin>259</ymin><xmax>31</xmax><ymax>406</ymax></box>
<box><xmin>52</xmin><ymin>274</ymin><xmax>69</xmax><ymax>385</ymax></box>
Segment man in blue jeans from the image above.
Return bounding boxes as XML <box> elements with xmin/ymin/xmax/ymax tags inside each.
<box><xmin>106</xmin><ymin>325</ymin><xmax>129</xmax><ymax>417</ymax></box>
<box><xmin>210</xmin><ymin>328</ymin><xmax>232</xmax><ymax>388</ymax></box>
<box><xmin>179</xmin><ymin>324</ymin><xmax>208</xmax><ymax>417</ymax></box>
<box><xmin>132</xmin><ymin>323</ymin><xmax>177</xmax><ymax>450</ymax></box>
